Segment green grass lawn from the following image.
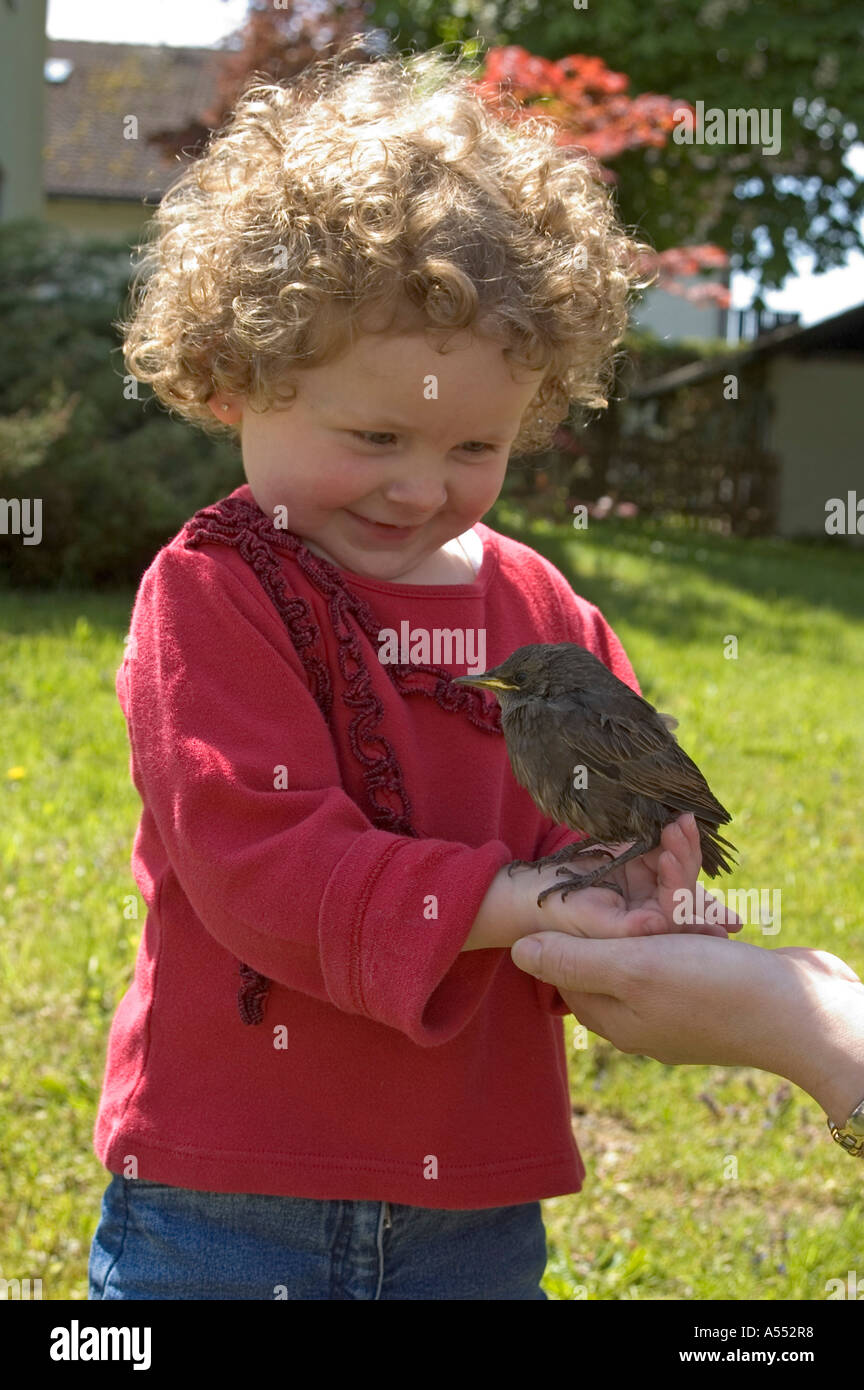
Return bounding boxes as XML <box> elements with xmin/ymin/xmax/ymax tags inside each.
<box><xmin>2</xmin><ymin>512</ymin><xmax>863</xmax><ymax>1301</ymax></box>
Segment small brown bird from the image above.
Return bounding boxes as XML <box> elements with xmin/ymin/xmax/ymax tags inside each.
<box><xmin>454</xmin><ymin>642</ymin><xmax>736</xmax><ymax>906</ymax></box>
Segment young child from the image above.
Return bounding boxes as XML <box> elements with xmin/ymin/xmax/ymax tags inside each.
<box><xmin>88</xmin><ymin>37</ymin><xmax>720</xmax><ymax>1301</ymax></box>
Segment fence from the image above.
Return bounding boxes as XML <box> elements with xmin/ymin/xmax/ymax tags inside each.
<box><xmin>506</xmin><ymin>431</ymin><xmax>781</xmax><ymax>537</ymax></box>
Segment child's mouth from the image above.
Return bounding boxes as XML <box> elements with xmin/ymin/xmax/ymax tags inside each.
<box><xmin>347</xmin><ymin>512</ymin><xmax>423</xmax><ymax>542</ymax></box>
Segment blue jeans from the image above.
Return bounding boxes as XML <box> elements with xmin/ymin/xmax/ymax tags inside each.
<box><xmin>88</xmin><ymin>1175</ymin><xmax>549</xmax><ymax>1300</ymax></box>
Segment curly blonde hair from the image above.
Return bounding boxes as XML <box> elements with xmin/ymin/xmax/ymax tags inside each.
<box><xmin>121</xmin><ymin>35</ymin><xmax>648</xmax><ymax>455</ymax></box>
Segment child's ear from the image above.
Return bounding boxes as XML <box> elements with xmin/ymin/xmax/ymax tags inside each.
<box><xmin>207</xmin><ymin>396</ymin><xmax>243</xmax><ymax>424</ymax></box>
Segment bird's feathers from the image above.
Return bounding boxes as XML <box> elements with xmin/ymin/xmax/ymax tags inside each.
<box><xmin>454</xmin><ymin>641</ymin><xmax>737</xmax><ymax>878</ymax></box>
<box><xmin>552</xmin><ymin>704</ymin><xmax>731</xmax><ymax>826</ymax></box>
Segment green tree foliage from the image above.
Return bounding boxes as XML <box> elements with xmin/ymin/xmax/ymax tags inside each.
<box><xmin>370</xmin><ymin>0</ymin><xmax>864</xmax><ymax>295</ymax></box>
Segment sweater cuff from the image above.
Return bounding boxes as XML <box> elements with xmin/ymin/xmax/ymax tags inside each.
<box><xmin>535</xmin><ymin>980</ymin><xmax>572</xmax><ymax>1015</ymax></box>
<box><xmin>318</xmin><ymin>831</ymin><xmax>516</xmax><ymax>1045</ymax></box>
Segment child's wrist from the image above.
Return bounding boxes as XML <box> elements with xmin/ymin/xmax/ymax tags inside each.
<box><xmin>463</xmin><ymin>865</ymin><xmax>526</xmax><ymax>951</ymax></box>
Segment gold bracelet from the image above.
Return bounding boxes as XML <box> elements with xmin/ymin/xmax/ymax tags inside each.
<box><xmin>827</xmin><ymin>1096</ymin><xmax>864</xmax><ymax>1158</ymax></box>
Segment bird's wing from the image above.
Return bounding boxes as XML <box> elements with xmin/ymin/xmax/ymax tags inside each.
<box><xmin>552</xmin><ymin>690</ymin><xmax>730</xmax><ymax>822</ymax></box>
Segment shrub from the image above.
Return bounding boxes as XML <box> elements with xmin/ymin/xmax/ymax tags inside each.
<box><xmin>0</xmin><ymin>219</ymin><xmax>242</xmax><ymax>588</ymax></box>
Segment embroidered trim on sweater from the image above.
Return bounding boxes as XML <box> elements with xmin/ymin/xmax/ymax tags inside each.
<box><xmin>182</xmin><ymin>496</ymin><xmax>502</xmax><ymax>1025</ymax></box>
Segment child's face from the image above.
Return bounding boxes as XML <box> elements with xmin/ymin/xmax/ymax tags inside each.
<box><xmin>209</xmin><ymin>327</ymin><xmax>543</xmax><ymax>582</ymax></box>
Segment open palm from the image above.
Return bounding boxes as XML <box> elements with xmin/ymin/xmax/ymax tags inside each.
<box><xmin>530</xmin><ymin>813</ymin><xmax>741</xmax><ymax>941</ymax></box>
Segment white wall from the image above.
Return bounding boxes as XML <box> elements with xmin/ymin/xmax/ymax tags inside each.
<box><xmin>630</xmin><ymin>284</ymin><xmax>725</xmax><ymax>344</ymax></box>
<box><xmin>768</xmin><ymin>356</ymin><xmax>864</xmax><ymax>538</ymax></box>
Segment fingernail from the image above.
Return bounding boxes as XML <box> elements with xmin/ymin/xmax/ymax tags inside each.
<box><xmin>512</xmin><ymin>939</ymin><xmax>542</xmax><ymax>972</ymax></box>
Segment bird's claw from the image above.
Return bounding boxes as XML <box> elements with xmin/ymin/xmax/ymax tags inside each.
<box><xmin>507</xmin><ymin>859</ymin><xmax>541</xmax><ymax>876</ymax></box>
<box><xmin>537</xmin><ymin>875</ymin><xmax>625</xmax><ymax>907</ymax></box>
<box><xmin>508</xmin><ymin>843</ymin><xmax>616</xmax><ymax>878</ymax></box>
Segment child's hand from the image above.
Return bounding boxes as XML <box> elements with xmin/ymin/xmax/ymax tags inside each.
<box><xmin>523</xmin><ymin>814</ymin><xmax>741</xmax><ymax>942</ymax></box>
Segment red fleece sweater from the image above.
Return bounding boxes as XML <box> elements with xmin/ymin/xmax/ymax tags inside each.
<box><xmin>93</xmin><ymin>483</ymin><xmax>641</xmax><ymax>1209</ymax></box>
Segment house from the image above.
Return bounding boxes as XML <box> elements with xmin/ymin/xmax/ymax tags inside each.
<box><xmin>2</xmin><ymin>26</ymin><xmax>858</xmax><ymax>541</ymax></box>
<box><xmin>2</xmin><ymin>30</ymin><xmax>803</xmax><ymax>345</ymax></box>
<box><xmin>620</xmin><ymin>302</ymin><xmax>864</xmax><ymax>539</ymax></box>
<box><xmin>633</xmin><ymin>282</ymin><xmax>799</xmax><ymax>348</ymax></box>
<box><xmin>31</xmin><ymin>40</ymin><xmax>802</xmax><ymax>353</ymax></box>
<box><xmin>0</xmin><ymin>25</ymin><xmax>224</xmax><ymax>237</ymax></box>
<box><xmin>41</xmin><ymin>39</ymin><xmax>224</xmax><ymax>239</ymax></box>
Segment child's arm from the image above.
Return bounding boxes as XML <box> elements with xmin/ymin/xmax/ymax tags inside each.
<box><xmin>121</xmin><ymin>543</ymin><xmax>521</xmax><ymax>1044</ymax></box>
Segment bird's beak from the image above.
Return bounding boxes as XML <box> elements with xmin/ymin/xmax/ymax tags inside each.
<box><xmin>453</xmin><ymin>673</ymin><xmax>518</xmax><ymax>690</ymax></box>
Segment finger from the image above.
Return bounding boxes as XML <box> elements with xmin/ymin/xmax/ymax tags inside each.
<box><xmin>559</xmin><ymin>991</ymin><xmax>632</xmax><ymax>1042</ymax></box>
<box><xmin>702</xmin><ymin>894</ymin><xmax>740</xmax><ymax>927</ymax></box>
<box><xmin>656</xmin><ymin>850</ymin><xmax>736</xmax><ymax>936</ymax></box>
<box><xmin>543</xmin><ymin>891</ymin><xmax>661</xmax><ymax>940</ymax></box>
<box><xmin>681</xmin><ymin>811</ymin><xmax>702</xmax><ymax>863</ymax></box>
<box><xmin>658</xmin><ymin>846</ymin><xmax>684</xmax><ymax>887</ymax></box>
<box><xmin>686</xmin><ymin>920</ymin><xmax>733</xmax><ymax>939</ymax></box>
<box><xmin>698</xmin><ymin>883</ymin><xmax>741</xmax><ymax>928</ymax></box>
<box><xmin>657</xmin><ymin>848</ymin><xmax>698</xmax><ymax>923</ymax></box>
<box><xmin>618</xmin><ymin>853</ymin><xmax>658</xmax><ymax>903</ymax></box>
<box><xmin>670</xmin><ymin>875</ymin><xmax>740</xmax><ymax>929</ymax></box>
<box><xmin>511</xmin><ymin>932</ymin><xmax>641</xmax><ymax>993</ymax></box>
<box><xmin>661</xmin><ymin>815</ymin><xmax>699</xmax><ymax>879</ymax></box>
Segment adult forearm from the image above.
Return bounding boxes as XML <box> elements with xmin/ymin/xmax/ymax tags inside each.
<box><xmin>784</xmin><ymin>1006</ymin><xmax>864</xmax><ymax>1124</ymax></box>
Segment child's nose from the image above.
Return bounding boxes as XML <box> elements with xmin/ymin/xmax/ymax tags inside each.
<box><xmin>380</xmin><ymin>471</ymin><xmax>448</xmax><ymax>514</ymax></box>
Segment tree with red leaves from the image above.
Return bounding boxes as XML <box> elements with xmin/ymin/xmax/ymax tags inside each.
<box><xmin>470</xmin><ymin>46</ymin><xmax>729</xmax><ymax>307</ymax></box>
<box><xmin>150</xmin><ymin>10</ymin><xmax>728</xmax><ymax>308</ymax></box>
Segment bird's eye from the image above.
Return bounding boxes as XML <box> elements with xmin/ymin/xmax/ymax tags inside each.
<box><xmin>512</xmin><ymin>671</ymin><xmax>527</xmax><ymax>686</ymax></box>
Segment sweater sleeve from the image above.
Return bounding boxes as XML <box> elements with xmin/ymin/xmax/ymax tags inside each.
<box><xmin>119</xmin><ymin>543</ymin><xmax>513</xmax><ymax>1046</ymax></box>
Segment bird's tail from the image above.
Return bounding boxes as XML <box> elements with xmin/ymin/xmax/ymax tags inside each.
<box><xmin>698</xmin><ymin>822</ymin><xmax>738</xmax><ymax>877</ymax></box>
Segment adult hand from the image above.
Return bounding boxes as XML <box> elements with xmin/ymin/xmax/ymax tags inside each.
<box><xmin>511</xmin><ymin>930</ymin><xmax>864</xmax><ymax>1125</ymax></box>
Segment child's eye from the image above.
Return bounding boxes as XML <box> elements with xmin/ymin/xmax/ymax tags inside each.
<box><xmin>350</xmin><ymin>432</ymin><xmax>496</xmax><ymax>454</ymax></box>
<box><xmin>352</xmin><ymin>431</ymin><xmax>396</xmax><ymax>446</ymax></box>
